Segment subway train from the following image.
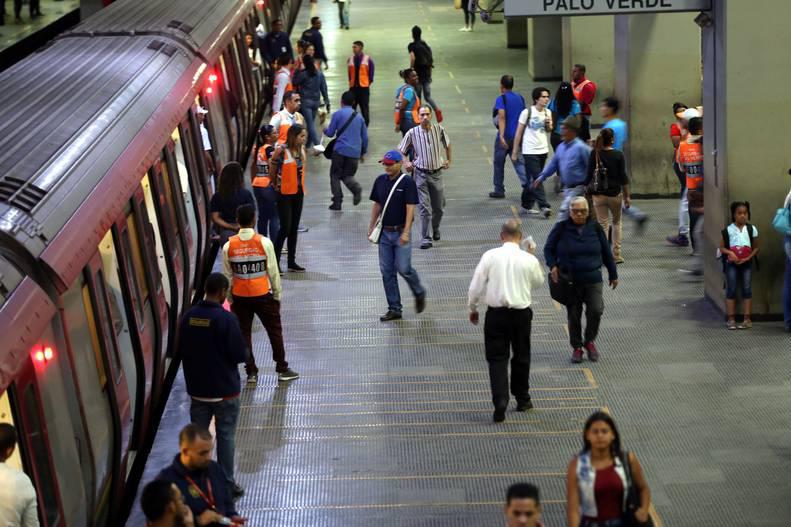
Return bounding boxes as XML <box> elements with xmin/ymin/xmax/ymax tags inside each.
<box><xmin>0</xmin><ymin>0</ymin><xmax>301</xmax><ymax>524</ymax></box>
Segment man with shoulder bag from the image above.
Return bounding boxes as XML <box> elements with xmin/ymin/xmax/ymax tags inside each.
<box><xmin>323</xmin><ymin>90</ymin><xmax>367</xmax><ymax>211</ymax></box>
<box><xmin>490</xmin><ymin>75</ymin><xmax>528</xmax><ymax>199</ymax></box>
<box><xmin>368</xmin><ymin>150</ymin><xmax>427</xmax><ymax>322</ymax></box>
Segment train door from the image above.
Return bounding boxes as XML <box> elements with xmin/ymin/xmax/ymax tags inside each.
<box><xmin>163</xmin><ymin>141</ymin><xmax>196</xmax><ymax>300</ymax></box>
<box><xmin>172</xmin><ymin>122</ymin><xmax>205</xmax><ymax>291</ymax></box>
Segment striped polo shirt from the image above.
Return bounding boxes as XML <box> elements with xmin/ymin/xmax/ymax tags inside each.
<box><xmin>398</xmin><ymin>122</ymin><xmax>450</xmax><ymax>172</ymax></box>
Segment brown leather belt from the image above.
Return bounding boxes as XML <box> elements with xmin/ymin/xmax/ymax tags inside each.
<box><xmin>382</xmin><ymin>225</ymin><xmax>404</xmax><ymax>232</ymax></box>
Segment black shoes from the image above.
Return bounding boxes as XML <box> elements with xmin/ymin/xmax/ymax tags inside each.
<box><xmin>328</xmin><ymin>203</ymin><xmax>342</xmax><ymax>211</ymax></box>
<box><xmin>516</xmin><ymin>400</ymin><xmax>534</xmax><ymax>412</ymax></box>
<box><xmin>230</xmin><ymin>482</ymin><xmax>245</xmax><ymax>500</ymax></box>
<box><xmin>288</xmin><ymin>263</ymin><xmax>306</xmax><ymax>273</ymax></box>
<box><xmin>419</xmin><ymin>240</ymin><xmax>432</xmax><ymax>249</ymax></box>
<box><xmin>246</xmin><ymin>373</ymin><xmax>258</xmax><ymax>385</ymax></box>
<box><xmin>278</xmin><ymin>369</ymin><xmax>300</xmax><ymax>381</ymax></box>
<box><xmin>353</xmin><ymin>190</ymin><xmax>362</xmax><ymax>206</ymax></box>
<box><xmin>493</xmin><ymin>408</ymin><xmax>506</xmax><ymax>423</ymax></box>
<box><xmin>380</xmin><ymin>310</ymin><xmax>402</xmax><ymax>322</ymax></box>
<box><xmin>432</xmin><ymin>230</ymin><xmax>440</xmax><ymax>241</ymax></box>
<box><xmin>415</xmin><ymin>293</ymin><xmax>426</xmax><ymax>314</ymax></box>
<box><xmin>489</xmin><ymin>192</ymin><xmax>505</xmax><ymax>199</ymax></box>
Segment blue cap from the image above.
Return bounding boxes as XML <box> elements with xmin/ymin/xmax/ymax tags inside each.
<box><xmin>379</xmin><ymin>149</ymin><xmax>403</xmax><ymax>165</ymax></box>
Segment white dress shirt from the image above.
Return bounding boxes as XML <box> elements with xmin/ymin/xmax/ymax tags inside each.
<box><xmin>0</xmin><ymin>462</ymin><xmax>39</xmax><ymax>527</ymax></box>
<box><xmin>468</xmin><ymin>242</ymin><xmax>545</xmax><ymax>313</ymax></box>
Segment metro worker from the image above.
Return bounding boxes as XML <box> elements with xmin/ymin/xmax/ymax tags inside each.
<box><xmin>140</xmin><ymin>480</ymin><xmax>195</xmax><ymax>527</ymax></box>
<box><xmin>178</xmin><ymin>272</ymin><xmax>248</xmax><ymax>498</ymax></box>
<box><xmin>570</xmin><ymin>64</ymin><xmax>597</xmax><ymax>142</ymax></box>
<box><xmin>394</xmin><ymin>68</ymin><xmax>421</xmax><ymax>137</ymax></box>
<box><xmin>347</xmin><ymin>41</ymin><xmax>374</xmax><ymax>126</ymax></box>
<box><xmin>252</xmin><ymin>124</ymin><xmax>281</xmax><ymax>241</ymax></box>
<box><xmin>223</xmin><ymin>204</ymin><xmax>299</xmax><ymax>384</ymax></box>
<box><xmin>270</xmin><ymin>90</ymin><xmax>305</xmax><ymax>146</ymax></box>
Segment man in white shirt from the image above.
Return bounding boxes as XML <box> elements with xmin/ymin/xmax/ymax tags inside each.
<box><xmin>512</xmin><ymin>87</ymin><xmax>553</xmax><ymax>218</ymax></box>
<box><xmin>196</xmin><ymin>106</ymin><xmax>216</xmax><ymax>187</ymax></box>
<box><xmin>272</xmin><ymin>53</ymin><xmax>294</xmax><ymax>115</ymax></box>
<box><xmin>0</xmin><ymin>423</ymin><xmax>39</xmax><ymax>527</ymax></box>
<box><xmin>468</xmin><ymin>220</ymin><xmax>545</xmax><ymax>423</ymax></box>
<box><xmin>270</xmin><ymin>91</ymin><xmax>305</xmax><ymax>146</ymax></box>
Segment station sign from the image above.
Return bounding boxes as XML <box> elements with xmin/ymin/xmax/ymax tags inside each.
<box><xmin>505</xmin><ymin>0</ymin><xmax>712</xmax><ymax>17</ymax></box>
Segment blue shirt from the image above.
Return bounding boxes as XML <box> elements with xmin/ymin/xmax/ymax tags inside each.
<box><xmin>395</xmin><ymin>85</ymin><xmax>417</xmax><ymax>122</ymax></box>
<box><xmin>369</xmin><ymin>173</ymin><xmax>419</xmax><ymax>227</ymax></box>
<box><xmin>494</xmin><ymin>91</ymin><xmax>526</xmax><ymax>141</ymax></box>
<box><xmin>603</xmin><ymin>118</ymin><xmax>628</xmax><ymax>151</ymax></box>
<box><xmin>537</xmin><ymin>138</ymin><xmax>591</xmax><ymax>187</ymax></box>
<box><xmin>547</xmin><ymin>99</ymin><xmax>581</xmax><ymax>134</ymax></box>
<box><xmin>325</xmin><ymin>106</ymin><xmax>368</xmax><ymax>158</ymax></box>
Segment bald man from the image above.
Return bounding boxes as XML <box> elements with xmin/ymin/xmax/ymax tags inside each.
<box><xmin>467</xmin><ymin>220</ymin><xmax>545</xmax><ymax>423</ymax></box>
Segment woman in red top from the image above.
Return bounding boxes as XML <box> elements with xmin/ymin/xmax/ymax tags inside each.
<box><xmin>566</xmin><ymin>412</ymin><xmax>652</xmax><ymax>527</ymax></box>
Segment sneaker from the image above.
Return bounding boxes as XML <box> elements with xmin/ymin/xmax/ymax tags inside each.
<box><xmin>584</xmin><ymin>342</ymin><xmax>599</xmax><ymax>362</ymax></box>
<box><xmin>488</xmin><ymin>192</ymin><xmax>505</xmax><ymax>199</ymax></box>
<box><xmin>459</xmin><ymin>26</ymin><xmax>469</xmax><ymax>31</ymax></box>
<box><xmin>246</xmin><ymin>373</ymin><xmax>258</xmax><ymax>385</ymax></box>
<box><xmin>328</xmin><ymin>203</ymin><xmax>342</xmax><ymax>211</ymax></box>
<box><xmin>737</xmin><ymin>319</ymin><xmax>752</xmax><ymax>330</ymax></box>
<box><xmin>278</xmin><ymin>369</ymin><xmax>299</xmax><ymax>382</ymax></box>
<box><xmin>288</xmin><ymin>263</ymin><xmax>306</xmax><ymax>272</ymax></box>
<box><xmin>353</xmin><ymin>190</ymin><xmax>362</xmax><ymax>206</ymax></box>
<box><xmin>420</xmin><ymin>240</ymin><xmax>432</xmax><ymax>249</ymax></box>
<box><xmin>522</xmin><ymin>207</ymin><xmax>540</xmax><ymax>216</ymax></box>
<box><xmin>435</xmin><ymin>109</ymin><xmax>444</xmax><ymax>123</ymax></box>
<box><xmin>380</xmin><ymin>310</ymin><xmax>402</xmax><ymax>322</ymax></box>
<box><xmin>727</xmin><ymin>319</ymin><xmax>737</xmax><ymax>330</ymax></box>
<box><xmin>614</xmin><ymin>255</ymin><xmax>625</xmax><ymax>264</ymax></box>
<box><xmin>297</xmin><ymin>225</ymin><xmax>309</xmax><ymax>233</ymax></box>
<box><xmin>432</xmin><ymin>229</ymin><xmax>440</xmax><ymax>241</ymax></box>
<box><xmin>516</xmin><ymin>400</ymin><xmax>534</xmax><ymax>412</ymax></box>
<box><xmin>678</xmin><ymin>268</ymin><xmax>703</xmax><ymax>276</ymax></box>
<box><xmin>493</xmin><ymin>408</ymin><xmax>506</xmax><ymax>423</ymax></box>
<box><xmin>571</xmin><ymin>348</ymin><xmax>584</xmax><ymax>363</ymax></box>
<box><xmin>230</xmin><ymin>482</ymin><xmax>245</xmax><ymax>500</ymax></box>
<box><xmin>541</xmin><ymin>207</ymin><xmax>552</xmax><ymax>218</ymax></box>
<box><xmin>415</xmin><ymin>293</ymin><xmax>426</xmax><ymax>314</ymax></box>
<box><xmin>666</xmin><ymin>234</ymin><xmax>689</xmax><ymax>247</ymax></box>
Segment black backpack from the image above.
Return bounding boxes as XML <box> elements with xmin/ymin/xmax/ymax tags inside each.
<box><xmin>412</xmin><ymin>41</ymin><xmax>433</xmax><ymax>68</ymax></box>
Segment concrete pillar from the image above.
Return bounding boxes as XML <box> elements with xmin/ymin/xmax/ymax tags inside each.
<box><xmin>561</xmin><ymin>14</ymin><xmax>614</xmax><ymax>122</ymax></box>
<box><xmin>528</xmin><ymin>17</ymin><xmax>563</xmax><ymax>81</ymax></box>
<box><xmin>614</xmin><ymin>13</ymin><xmax>702</xmax><ymax>196</ymax></box>
<box><xmin>506</xmin><ymin>17</ymin><xmax>528</xmax><ymax>49</ymax></box>
<box><xmin>702</xmin><ymin>0</ymin><xmax>791</xmax><ymax>318</ymax></box>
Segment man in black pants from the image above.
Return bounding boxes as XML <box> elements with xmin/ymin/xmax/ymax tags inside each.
<box><xmin>347</xmin><ymin>40</ymin><xmax>373</xmax><ymax>126</ymax></box>
<box><xmin>324</xmin><ymin>91</ymin><xmax>367</xmax><ymax>210</ymax></box>
<box><xmin>468</xmin><ymin>220</ymin><xmax>545</xmax><ymax>423</ymax></box>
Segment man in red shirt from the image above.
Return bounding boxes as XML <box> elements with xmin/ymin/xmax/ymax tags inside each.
<box><xmin>667</xmin><ymin>102</ymin><xmax>696</xmax><ymax>247</ymax></box>
<box><xmin>571</xmin><ymin>64</ymin><xmax>596</xmax><ymax>142</ymax></box>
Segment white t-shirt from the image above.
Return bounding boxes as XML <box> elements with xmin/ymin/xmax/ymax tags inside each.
<box><xmin>518</xmin><ymin>105</ymin><xmax>551</xmax><ymax>155</ymax></box>
<box><xmin>200</xmin><ymin>123</ymin><xmax>212</xmax><ymax>151</ymax></box>
<box><xmin>726</xmin><ymin>223</ymin><xmax>758</xmax><ymax>248</ymax></box>
<box><xmin>0</xmin><ymin>463</ymin><xmax>39</xmax><ymax>527</ymax></box>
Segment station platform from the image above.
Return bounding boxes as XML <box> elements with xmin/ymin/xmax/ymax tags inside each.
<box><xmin>127</xmin><ymin>1</ymin><xmax>791</xmax><ymax>525</ymax></box>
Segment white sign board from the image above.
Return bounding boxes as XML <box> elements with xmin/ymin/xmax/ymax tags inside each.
<box><xmin>505</xmin><ymin>0</ymin><xmax>712</xmax><ymax>17</ymax></box>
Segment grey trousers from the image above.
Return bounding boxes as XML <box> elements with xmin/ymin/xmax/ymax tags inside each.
<box><xmin>330</xmin><ymin>151</ymin><xmax>362</xmax><ymax>205</ymax></box>
<box><xmin>414</xmin><ymin>167</ymin><xmax>445</xmax><ymax>242</ymax></box>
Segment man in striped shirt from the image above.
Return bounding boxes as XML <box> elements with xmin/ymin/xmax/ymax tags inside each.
<box><xmin>398</xmin><ymin>106</ymin><xmax>451</xmax><ymax>249</ymax></box>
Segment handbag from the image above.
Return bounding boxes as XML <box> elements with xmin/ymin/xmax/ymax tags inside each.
<box><xmin>548</xmin><ymin>269</ymin><xmax>575</xmax><ymax>306</ymax></box>
<box><xmin>323</xmin><ymin>111</ymin><xmax>357</xmax><ymax>160</ymax></box>
<box><xmin>369</xmin><ymin>174</ymin><xmax>407</xmax><ymax>244</ymax></box>
<box><xmin>622</xmin><ymin>452</ymin><xmax>654</xmax><ymax>527</ymax></box>
<box><xmin>772</xmin><ymin>204</ymin><xmax>791</xmax><ymax>235</ymax></box>
<box><xmin>587</xmin><ymin>149</ymin><xmax>609</xmax><ymax>194</ymax></box>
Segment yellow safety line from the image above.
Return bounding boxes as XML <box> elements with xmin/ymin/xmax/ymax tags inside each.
<box><xmin>246</xmin><ymin>397</ymin><xmax>598</xmax><ymax>409</ymax></box>
<box><xmin>239</xmin><ymin>420</ymin><xmax>542</xmax><ymax>430</ymax></box>
<box><xmin>245</xmin><ymin>500</ymin><xmax>566</xmax><ymax>512</ymax></box>
<box><xmin>274</xmin><ymin>429</ymin><xmax>582</xmax><ymax>441</ymax></box>
<box><xmin>448</xmin><ymin>71</ymin><xmax>455</xmax><ymax>79</ymax></box>
<box><xmin>298</xmin><ymin>368</ymin><xmax>608</xmax><ymax>378</ymax></box>
<box><xmin>276</xmin><ymin>471</ymin><xmax>566</xmax><ymax>482</ymax></box>
<box><xmin>455</xmin><ymin>85</ymin><xmax>462</xmax><ymax>94</ymax></box>
<box><xmin>582</xmin><ymin>368</ymin><xmax>599</xmax><ymax>389</ymax></box>
<box><xmin>240</xmin><ymin>405</ymin><xmax>602</xmax><ymax>415</ymax></box>
<box><xmin>282</xmin><ymin>386</ymin><xmax>597</xmax><ymax>397</ymax></box>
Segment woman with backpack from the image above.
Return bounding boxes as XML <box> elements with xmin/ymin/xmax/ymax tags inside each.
<box><xmin>408</xmin><ymin>26</ymin><xmax>443</xmax><ymax>122</ymax></box>
<box><xmin>587</xmin><ymin>128</ymin><xmax>631</xmax><ymax>264</ymax></box>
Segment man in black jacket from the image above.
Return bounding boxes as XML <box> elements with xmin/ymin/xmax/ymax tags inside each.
<box><xmin>178</xmin><ymin>273</ymin><xmax>248</xmax><ymax>499</ymax></box>
<box><xmin>301</xmin><ymin>17</ymin><xmax>328</xmax><ymax>69</ymax></box>
<box><xmin>157</xmin><ymin>424</ymin><xmax>245</xmax><ymax>526</ymax></box>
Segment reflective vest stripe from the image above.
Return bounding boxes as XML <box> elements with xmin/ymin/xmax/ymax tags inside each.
<box><xmin>394</xmin><ymin>85</ymin><xmax>420</xmax><ymax>125</ymax></box>
<box><xmin>253</xmin><ymin>144</ymin><xmax>272</xmax><ymax>188</ymax></box>
<box><xmin>348</xmin><ymin>54</ymin><xmax>371</xmax><ymax>88</ymax></box>
<box><xmin>228</xmin><ymin>234</ymin><xmax>271</xmax><ymax>297</ymax></box>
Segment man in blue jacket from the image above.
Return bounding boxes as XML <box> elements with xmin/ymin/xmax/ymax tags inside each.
<box><xmin>157</xmin><ymin>424</ymin><xmax>245</xmax><ymax>526</ymax></box>
<box><xmin>324</xmin><ymin>90</ymin><xmax>367</xmax><ymax>210</ymax></box>
<box><xmin>178</xmin><ymin>273</ymin><xmax>248</xmax><ymax>499</ymax></box>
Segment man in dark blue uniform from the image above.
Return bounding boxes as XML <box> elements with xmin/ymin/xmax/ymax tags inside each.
<box><xmin>177</xmin><ymin>273</ymin><xmax>248</xmax><ymax>499</ymax></box>
<box><xmin>301</xmin><ymin>17</ymin><xmax>329</xmax><ymax>69</ymax></box>
<box><xmin>368</xmin><ymin>150</ymin><xmax>427</xmax><ymax>321</ymax></box>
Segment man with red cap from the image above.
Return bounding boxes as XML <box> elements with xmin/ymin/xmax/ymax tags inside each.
<box><xmin>368</xmin><ymin>150</ymin><xmax>427</xmax><ymax>322</ymax></box>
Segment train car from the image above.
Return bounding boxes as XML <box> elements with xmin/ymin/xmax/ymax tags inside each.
<box><xmin>0</xmin><ymin>0</ymin><xmax>301</xmax><ymax>524</ymax></box>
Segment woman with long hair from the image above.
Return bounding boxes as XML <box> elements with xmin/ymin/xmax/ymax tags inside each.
<box><xmin>251</xmin><ymin>124</ymin><xmax>281</xmax><ymax>241</ymax></box>
<box><xmin>271</xmin><ymin>124</ymin><xmax>308</xmax><ymax>272</ymax></box>
<box><xmin>587</xmin><ymin>128</ymin><xmax>631</xmax><ymax>264</ymax></box>
<box><xmin>207</xmin><ymin>161</ymin><xmax>255</xmax><ymax>268</ymax></box>
<box><xmin>293</xmin><ymin>54</ymin><xmax>329</xmax><ymax>148</ymax></box>
<box><xmin>548</xmin><ymin>82</ymin><xmax>581</xmax><ymax>193</ymax></box>
<box><xmin>566</xmin><ymin>412</ymin><xmax>652</xmax><ymax>527</ymax></box>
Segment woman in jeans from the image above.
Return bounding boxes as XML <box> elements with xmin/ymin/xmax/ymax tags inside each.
<box><xmin>271</xmin><ymin>124</ymin><xmax>308</xmax><ymax>272</ymax></box>
<box><xmin>206</xmin><ymin>162</ymin><xmax>255</xmax><ymax>269</ymax></box>
<box><xmin>566</xmin><ymin>412</ymin><xmax>652</xmax><ymax>527</ymax></box>
<box><xmin>547</xmin><ymin>82</ymin><xmax>581</xmax><ymax>194</ymax></box>
<box><xmin>784</xmin><ymin>186</ymin><xmax>791</xmax><ymax>332</ymax></box>
<box><xmin>293</xmin><ymin>55</ymin><xmax>329</xmax><ymax>148</ymax></box>
<box><xmin>587</xmin><ymin>128</ymin><xmax>631</xmax><ymax>264</ymax></box>
<box><xmin>251</xmin><ymin>124</ymin><xmax>280</xmax><ymax>241</ymax></box>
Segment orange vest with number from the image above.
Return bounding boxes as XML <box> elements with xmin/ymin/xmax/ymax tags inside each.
<box><xmin>228</xmin><ymin>234</ymin><xmax>271</xmax><ymax>297</ymax></box>
<box><xmin>394</xmin><ymin>84</ymin><xmax>420</xmax><ymax>125</ymax></box>
<box><xmin>348</xmin><ymin>54</ymin><xmax>371</xmax><ymax>88</ymax></box>
<box><xmin>277</xmin><ymin>148</ymin><xmax>305</xmax><ymax>196</ymax></box>
<box><xmin>677</xmin><ymin>141</ymin><xmax>703</xmax><ymax>190</ymax></box>
<box><xmin>253</xmin><ymin>144</ymin><xmax>273</xmax><ymax>188</ymax></box>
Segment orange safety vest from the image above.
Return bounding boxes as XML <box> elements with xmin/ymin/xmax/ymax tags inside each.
<box><xmin>348</xmin><ymin>54</ymin><xmax>371</xmax><ymax>88</ymax></box>
<box><xmin>277</xmin><ymin>148</ymin><xmax>306</xmax><ymax>196</ymax></box>
<box><xmin>572</xmin><ymin>78</ymin><xmax>596</xmax><ymax>115</ymax></box>
<box><xmin>227</xmin><ymin>234</ymin><xmax>271</xmax><ymax>297</ymax></box>
<box><xmin>253</xmin><ymin>144</ymin><xmax>273</xmax><ymax>188</ymax></box>
<box><xmin>273</xmin><ymin>110</ymin><xmax>303</xmax><ymax>145</ymax></box>
<box><xmin>677</xmin><ymin>141</ymin><xmax>703</xmax><ymax>190</ymax></box>
<box><xmin>394</xmin><ymin>84</ymin><xmax>420</xmax><ymax>125</ymax></box>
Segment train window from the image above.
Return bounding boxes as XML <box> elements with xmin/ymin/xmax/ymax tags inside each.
<box><xmin>201</xmin><ymin>83</ymin><xmax>231</xmax><ymax>163</ymax></box>
<box><xmin>158</xmin><ymin>161</ymin><xmax>179</xmax><ymax>239</ymax></box>
<box><xmin>93</xmin><ymin>273</ymin><xmax>123</xmax><ymax>385</ymax></box>
<box><xmin>22</xmin><ymin>385</ymin><xmax>60</xmax><ymax>525</ymax></box>
<box><xmin>124</xmin><ymin>215</ymin><xmax>151</xmax><ymax>313</ymax></box>
<box><xmin>218</xmin><ymin>55</ymin><xmax>240</xmax><ymax>153</ymax></box>
<box><xmin>171</xmin><ymin>129</ymin><xmax>199</xmax><ymax>267</ymax></box>
<box><xmin>141</xmin><ymin>174</ymin><xmax>172</xmax><ymax>307</ymax></box>
<box><xmin>63</xmin><ymin>277</ymin><xmax>114</xmax><ymax>501</ymax></box>
<box><xmin>0</xmin><ymin>390</ymin><xmax>23</xmax><ymax>469</ymax></box>
<box><xmin>98</xmin><ymin>231</ymin><xmax>137</xmax><ymax>416</ymax></box>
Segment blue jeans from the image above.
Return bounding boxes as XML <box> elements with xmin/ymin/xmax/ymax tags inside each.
<box><xmin>254</xmin><ymin>186</ymin><xmax>279</xmax><ymax>240</ymax></box>
<box><xmin>557</xmin><ymin>185</ymin><xmax>587</xmax><ymax>221</ymax></box>
<box><xmin>724</xmin><ymin>261</ymin><xmax>752</xmax><ymax>299</ymax></box>
<box><xmin>337</xmin><ymin>0</ymin><xmax>350</xmax><ymax>27</ymax></box>
<box><xmin>783</xmin><ymin>236</ymin><xmax>791</xmax><ymax>328</ymax></box>
<box><xmin>190</xmin><ymin>396</ymin><xmax>241</xmax><ymax>485</ymax></box>
<box><xmin>301</xmin><ymin>102</ymin><xmax>321</xmax><ymax>147</ymax></box>
<box><xmin>492</xmin><ymin>137</ymin><xmax>527</xmax><ymax>195</ymax></box>
<box><xmin>522</xmin><ymin>153</ymin><xmax>550</xmax><ymax>210</ymax></box>
<box><xmin>378</xmin><ymin>229</ymin><xmax>425</xmax><ymax>313</ymax></box>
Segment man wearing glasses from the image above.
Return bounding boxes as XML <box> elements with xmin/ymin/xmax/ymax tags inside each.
<box><xmin>398</xmin><ymin>106</ymin><xmax>451</xmax><ymax>249</ymax></box>
<box><xmin>531</xmin><ymin>115</ymin><xmax>590</xmax><ymax>221</ymax></box>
